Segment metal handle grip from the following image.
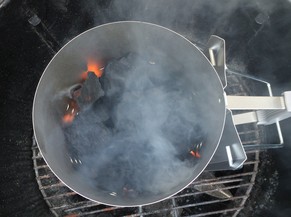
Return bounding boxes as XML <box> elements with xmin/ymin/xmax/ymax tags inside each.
<box><xmin>226</xmin><ymin>95</ymin><xmax>285</xmax><ymax>110</ymax></box>
<box><xmin>228</xmin><ymin>91</ymin><xmax>291</xmax><ymax>125</ymax></box>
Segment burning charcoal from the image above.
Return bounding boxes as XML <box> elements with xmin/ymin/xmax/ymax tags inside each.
<box><xmin>69</xmin><ymin>84</ymin><xmax>82</xmax><ymax>99</ymax></box>
<box><xmin>100</xmin><ymin>55</ymin><xmax>132</xmax><ymax>98</ymax></box>
<box><xmin>63</xmin><ymin>102</ymin><xmax>112</xmax><ymax>164</ymax></box>
<box><xmin>91</xmin><ymin>100</ymin><xmax>110</xmax><ymax>122</ymax></box>
<box><xmin>64</xmin><ymin>116</ymin><xmax>112</xmax><ymax>162</ymax></box>
<box><xmin>61</xmin><ymin>52</ymin><xmax>207</xmax><ymax>198</ymax></box>
<box><xmin>62</xmin><ymin>99</ymin><xmax>80</xmax><ymax>125</ymax></box>
<box><xmin>75</xmin><ymin>72</ymin><xmax>104</xmax><ymax>110</ymax></box>
<box><xmin>86</xmin><ymin>139</ymin><xmax>154</xmax><ymax>196</ymax></box>
<box><xmin>100</xmin><ymin>53</ymin><xmax>157</xmax><ymax>99</ymax></box>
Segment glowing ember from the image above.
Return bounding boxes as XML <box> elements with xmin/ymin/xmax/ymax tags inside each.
<box><xmin>190</xmin><ymin>150</ymin><xmax>201</xmax><ymax>158</ymax></box>
<box><xmin>62</xmin><ymin>100</ymin><xmax>79</xmax><ymax>124</ymax></box>
<box><xmin>190</xmin><ymin>150</ymin><xmax>196</xmax><ymax>157</ymax></box>
<box><xmin>62</xmin><ymin>113</ymin><xmax>75</xmax><ymax>124</ymax></box>
<box><xmin>196</xmin><ymin>152</ymin><xmax>201</xmax><ymax>158</ymax></box>
<box><xmin>189</xmin><ymin>142</ymin><xmax>203</xmax><ymax>158</ymax></box>
<box><xmin>81</xmin><ymin>59</ymin><xmax>103</xmax><ymax>80</ymax></box>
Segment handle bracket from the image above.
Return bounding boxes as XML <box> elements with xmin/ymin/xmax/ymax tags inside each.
<box><xmin>204</xmin><ymin>35</ymin><xmax>227</xmax><ymax>88</ymax></box>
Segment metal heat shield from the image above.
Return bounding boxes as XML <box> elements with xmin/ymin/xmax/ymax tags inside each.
<box><xmin>206</xmin><ymin>109</ymin><xmax>247</xmax><ymax>171</ymax></box>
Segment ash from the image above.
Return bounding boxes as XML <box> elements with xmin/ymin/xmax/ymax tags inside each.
<box><xmin>63</xmin><ymin>53</ymin><xmax>206</xmax><ymax>198</ymax></box>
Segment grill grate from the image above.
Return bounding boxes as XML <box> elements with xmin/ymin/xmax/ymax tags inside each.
<box><xmin>32</xmin><ymin>145</ymin><xmax>259</xmax><ymax>217</ymax></box>
<box><xmin>32</xmin><ymin>72</ymin><xmax>262</xmax><ymax>217</ymax></box>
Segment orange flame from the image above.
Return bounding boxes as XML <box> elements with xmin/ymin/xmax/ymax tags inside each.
<box><xmin>190</xmin><ymin>150</ymin><xmax>201</xmax><ymax>158</ymax></box>
<box><xmin>81</xmin><ymin>59</ymin><xmax>103</xmax><ymax>80</ymax></box>
<box><xmin>190</xmin><ymin>150</ymin><xmax>196</xmax><ymax>157</ymax></box>
<box><xmin>62</xmin><ymin>113</ymin><xmax>75</xmax><ymax>124</ymax></box>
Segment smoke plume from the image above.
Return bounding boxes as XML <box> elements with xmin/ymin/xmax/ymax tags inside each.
<box><xmin>64</xmin><ymin>53</ymin><xmax>206</xmax><ymax>198</ymax></box>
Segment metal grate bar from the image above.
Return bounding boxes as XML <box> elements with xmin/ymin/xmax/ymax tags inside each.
<box><xmin>127</xmin><ymin>196</ymin><xmax>247</xmax><ymax>217</ymax></box>
<box><xmin>243</xmin><ymin>160</ymin><xmax>259</xmax><ymax>165</ymax></box>
<box><xmin>171</xmin><ymin>198</ymin><xmax>179</xmax><ymax>217</ymax></box>
<box><xmin>186</xmin><ymin>207</ymin><xmax>244</xmax><ymax>217</ymax></box>
<box><xmin>44</xmin><ymin>192</ymin><xmax>77</xmax><ymax>200</ymax></box>
<box><xmin>138</xmin><ymin>206</ymin><xmax>144</xmax><ymax>217</ymax></box>
<box><xmin>191</xmin><ymin>172</ymin><xmax>256</xmax><ymax>185</ymax></box>
<box><xmin>51</xmin><ymin>201</ymin><xmax>97</xmax><ymax>210</ymax></box>
<box><xmin>174</xmin><ymin>183</ymin><xmax>253</xmax><ymax>199</ymax></box>
<box><xmin>72</xmin><ymin>206</ymin><xmax>125</xmax><ymax>216</ymax></box>
<box><xmin>34</xmin><ymin>164</ymin><xmax>49</xmax><ymax>169</ymax></box>
<box><xmin>238</xmin><ymin>130</ymin><xmax>260</xmax><ymax>135</ymax></box>
<box><xmin>39</xmin><ymin>182</ymin><xmax>64</xmax><ymax>190</ymax></box>
<box><xmin>36</xmin><ymin>175</ymin><xmax>52</xmax><ymax>180</ymax></box>
<box><xmin>173</xmin><ymin>195</ymin><xmax>246</xmax><ymax>208</ymax></box>
<box><xmin>245</xmin><ymin>150</ymin><xmax>260</xmax><ymax>154</ymax></box>
<box><xmin>64</xmin><ymin>203</ymin><xmax>102</xmax><ymax>212</ymax></box>
<box><xmin>32</xmin><ymin>155</ymin><xmax>44</xmax><ymax>159</ymax></box>
<box><xmin>242</xmin><ymin>140</ymin><xmax>261</xmax><ymax>145</ymax></box>
<box><xmin>233</xmin><ymin>151</ymin><xmax>259</xmax><ymax>217</ymax></box>
<box><xmin>192</xmin><ymin>178</ymin><xmax>245</xmax><ymax>186</ymax></box>
<box><xmin>32</xmin><ymin>148</ymin><xmax>59</xmax><ymax>217</ymax></box>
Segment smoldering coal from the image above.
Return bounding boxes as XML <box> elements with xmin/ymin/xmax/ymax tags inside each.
<box><xmin>75</xmin><ymin>72</ymin><xmax>104</xmax><ymax>110</ymax></box>
<box><xmin>64</xmin><ymin>53</ymin><xmax>206</xmax><ymax>197</ymax></box>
